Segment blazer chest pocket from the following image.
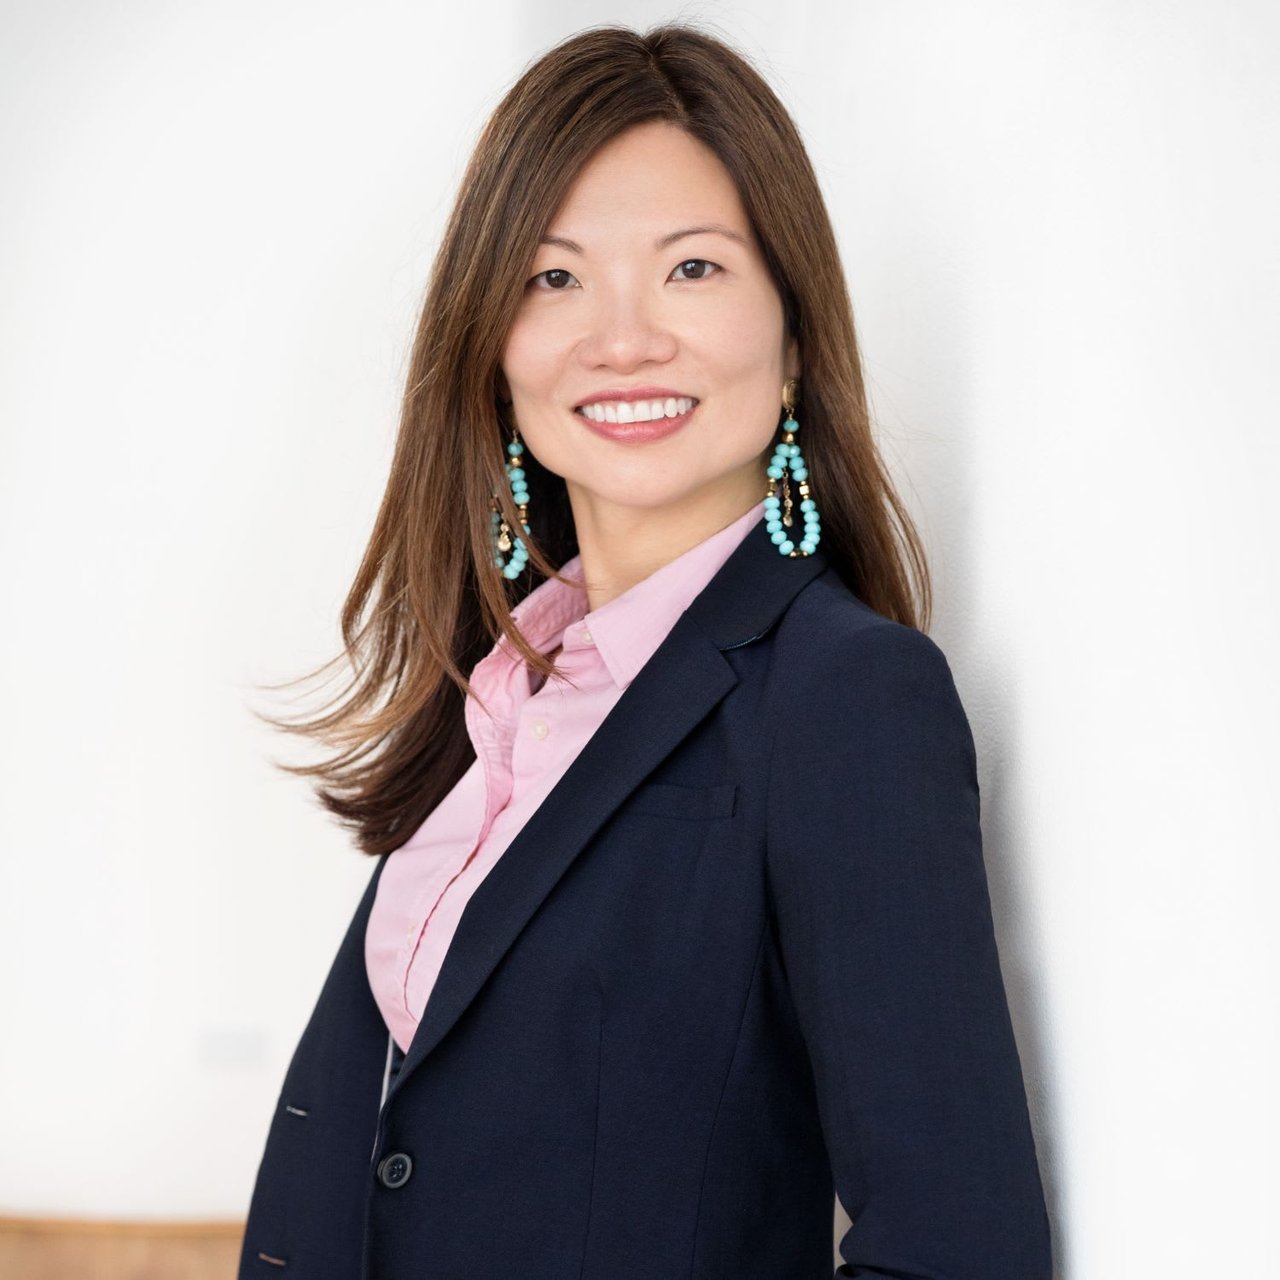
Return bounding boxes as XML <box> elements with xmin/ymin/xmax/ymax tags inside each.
<box><xmin>622</xmin><ymin>780</ymin><xmax>738</xmax><ymax>821</ymax></box>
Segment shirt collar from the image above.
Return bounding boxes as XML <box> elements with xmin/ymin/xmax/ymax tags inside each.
<box><xmin>505</xmin><ymin>499</ymin><xmax>765</xmax><ymax>692</ymax></box>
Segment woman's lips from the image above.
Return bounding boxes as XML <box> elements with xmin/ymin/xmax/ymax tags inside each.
<box><xmin>574</xmin><ymin>401</ymin><xmax>698</xmax><ymax>443</ymax></box>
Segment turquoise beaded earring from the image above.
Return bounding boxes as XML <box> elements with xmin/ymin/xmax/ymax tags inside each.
<box><xmin>765</xmin><ymin>378</ymin><xmax>822</xmax><ymax>556</ymax></box>
<box><xmin>491</xmin><ymin>420</ymin><xmax>530</xmax><ymax>579</ymax></box>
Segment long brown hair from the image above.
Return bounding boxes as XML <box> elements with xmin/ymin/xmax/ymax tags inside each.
<box><xmin>252</xmin><ymin>20</ymin><xmax>933</xmax><ymax>858</ymax></box>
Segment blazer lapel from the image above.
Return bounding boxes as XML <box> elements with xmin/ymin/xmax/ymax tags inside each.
<box><xmin>383</xmin><ymin>516</ymin><xmax>831</xmax><ymax>1105</ymax></box>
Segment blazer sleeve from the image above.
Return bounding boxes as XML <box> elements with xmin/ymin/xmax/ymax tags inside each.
<box><xmin>765</xmin><ymin>622</ymin><xmax>1052</xmax><ymax>1279</ymax></box>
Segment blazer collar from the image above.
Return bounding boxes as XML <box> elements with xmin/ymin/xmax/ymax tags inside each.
<box><xmin>375</xmin><ymin>516</ymin><xmax>831</xmax><ymax>1122</ymax></box>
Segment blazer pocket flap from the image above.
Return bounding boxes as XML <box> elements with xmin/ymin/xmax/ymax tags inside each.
<box><xmin>623</xmin><ymin>781</ymin><xmax>738</xmax><ymax>821</ymax></box>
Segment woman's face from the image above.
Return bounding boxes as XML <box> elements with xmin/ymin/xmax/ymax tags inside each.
<box><xmin>500</xmin><ymin>120</ymin><xmax>799</xmax><ymax>533</ymax></box>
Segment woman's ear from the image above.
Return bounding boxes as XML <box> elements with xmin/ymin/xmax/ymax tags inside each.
<box><xmin>784</xmin><ymin>334</ymin><xmax>802</xmax><ymax>385</ymax></box>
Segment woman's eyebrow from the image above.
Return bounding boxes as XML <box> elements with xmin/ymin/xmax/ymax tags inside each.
<box><xmin>538</xmin><ymin>223</ymin><xmax>749</xmax><ymax>254</ymax></box>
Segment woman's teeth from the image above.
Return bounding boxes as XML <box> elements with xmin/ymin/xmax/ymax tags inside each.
<box><xmin>576</xmin><ymin>396</ymin><xmax>697</xmax><ymax>423</ymax></box>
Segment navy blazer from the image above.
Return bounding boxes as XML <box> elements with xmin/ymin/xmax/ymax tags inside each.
<box><xmin>238</xmin><ymin>516</ymin><xmax>1052</xmax><ymax>1279</ymax></box>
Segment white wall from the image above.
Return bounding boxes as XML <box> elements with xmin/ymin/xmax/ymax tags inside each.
<box><xmin>0</xmin><ymin>0</ymin><xmax>527</xmax><ymax>1216</ymax></box>
<box><xmin>2</xmin><ymin>2</ymin><xmax>1276</xmax><ymax>1276</ymax></box>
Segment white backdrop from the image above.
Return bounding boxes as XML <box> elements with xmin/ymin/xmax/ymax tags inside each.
<box><xmin>2</xmin><ymin>3</ymin><xmax>1276</xmax><ymax>1276</ymax></box>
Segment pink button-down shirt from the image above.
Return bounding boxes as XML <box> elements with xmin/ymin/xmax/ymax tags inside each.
<box><xmin>364</xmin><ymin>498</ymin><xmax>765</xmax><ymax>1053</ymax></box>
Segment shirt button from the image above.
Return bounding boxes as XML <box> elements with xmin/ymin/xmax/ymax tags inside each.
<box><xmin>580</xmin><ymin>627</ymin><xmax>592</xmax><ymax>643</ymax></box>
<box><xmin>531</xmin><ymin>718</ymin><xmax>549</xmax><ymax>739</ymax></box>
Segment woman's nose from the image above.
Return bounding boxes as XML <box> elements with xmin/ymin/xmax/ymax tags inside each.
<box><xmin>579</xmin><ymin>289</ymin><xmax>678</xmax><ymax>370</ymax></box>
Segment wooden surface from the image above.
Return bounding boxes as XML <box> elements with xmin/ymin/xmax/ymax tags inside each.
<box><xmin>0</xmin><ymin>1216</ymin><xmax>245</xmax><ymax>1280</ymax></box>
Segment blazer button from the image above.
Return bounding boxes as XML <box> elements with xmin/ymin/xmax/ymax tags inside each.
<box><xmin>376</xmin><ymin>1151</ymin><xmax>413</xmax><ymax>1188</ymax></box>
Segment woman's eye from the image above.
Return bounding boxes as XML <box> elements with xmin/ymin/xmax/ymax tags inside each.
<box><xmin>529</xmin><ymin>268</ymin><xmax>579</xmax><ymax>291</ymax></box>
<box><xmin>671</xmin><ymin>258</ymin><xmax>721</xmax><ymax>282</ymax></box>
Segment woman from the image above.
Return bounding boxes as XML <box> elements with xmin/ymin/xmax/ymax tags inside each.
<box><xmin>238</xmin><ymin>22</ymin><xmax>1051</xmax><ymax>1280</ymax></box>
